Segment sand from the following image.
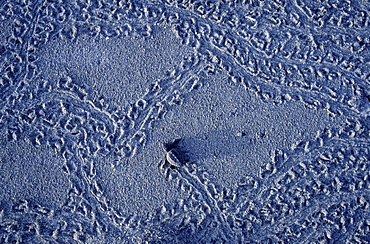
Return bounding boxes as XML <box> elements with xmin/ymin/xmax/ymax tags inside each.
<box><xmin>0</xmin><ymin>0</ymin><xmax>369</xmax><ymax>243</ymax></box>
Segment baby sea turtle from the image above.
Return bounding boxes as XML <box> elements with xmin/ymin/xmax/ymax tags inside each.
<box><xmin>159</xmin><ymin>138</ymin><xmax>189</xmax><ymax>174</ymax></box>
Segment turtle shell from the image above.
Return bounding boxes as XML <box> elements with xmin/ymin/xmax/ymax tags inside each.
<box><xmin>166</xmin><ymin>148</ymin><xmax>186</xmax><ymax>167</ymax></box>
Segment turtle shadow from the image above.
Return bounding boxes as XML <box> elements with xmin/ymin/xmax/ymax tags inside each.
<box><xmin>175</xmin><ymin>129</ymin><xmax>254</xmax><ymax>163</ymax></box>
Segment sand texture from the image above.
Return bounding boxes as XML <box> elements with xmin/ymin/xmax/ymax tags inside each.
<box><xmin>0</xmin><ymin>0</ymin><xmax>370</xmax><ymax>243</ymax></box>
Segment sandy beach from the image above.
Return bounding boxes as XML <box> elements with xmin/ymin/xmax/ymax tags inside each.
<box><xmin>1</xmin><ymin>0</ymin><xmax>370</xmax><ymax>243</ymax></box>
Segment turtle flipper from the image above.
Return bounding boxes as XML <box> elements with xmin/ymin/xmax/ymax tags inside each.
<box><xmin>158</xmin><ymin>159</ymin><xmax>166</xmax><ymax>173</ymax></box>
